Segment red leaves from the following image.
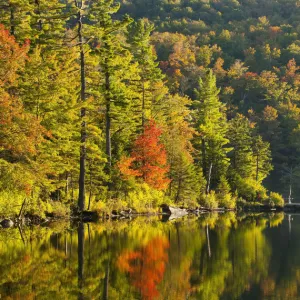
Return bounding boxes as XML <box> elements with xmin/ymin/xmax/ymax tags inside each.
<box><xmin>0</xmin><ymin>24</ymin><xmax>45</xmax><ymax>158</ymax></box>
<box><xmin>0</xmin><ymin>24</ymin><xmax>29</xmax><ymax>87</ymax></box>
<box><xmin>118</xmin><ymin>120</ymin><xmax>170</xmax><ymax>190</ymax></box>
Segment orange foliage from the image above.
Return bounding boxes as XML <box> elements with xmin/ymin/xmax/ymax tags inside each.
<box><xmin>263</xmin><ymin>105</ymin><xmax>278</xmax><ymax>121</ymax></box>
<box><xmin>282</xmin><ymin>59</ymin><xmax>300</xmax><ymax>86</ymax></box>
<box><xmin>0</xmin><ymin>24</ymin><xmax>29</xmax><ymax>87</ymax></box>
<box><xmin>0</xmin><ymin>24</ymin><xmax>45</xmax><ymax>157</ymax></box>
<box><xmin>118</xmin><ymin>120</ymin><xmax>170</xmax><ymax>190</ymax></box>
<box><xmin>117</xmin><ymin>236</ymin><xmax>170</xmax><ymax>300</ymax></box>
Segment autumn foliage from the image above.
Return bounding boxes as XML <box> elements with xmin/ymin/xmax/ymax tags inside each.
<box><xmin>0</xmin><ymin>25</ymin><xmax>44</xmax><ymax>157</ymax></box>
<box><xmin>117</xmin><ymin>236</ymin><xmax>170</xmax><ymax>300</ymax></box>
<box><xmin>0</xmin><ymin>24</ymin><xmax>29</xmax><ymax>87</ymax></box>
<box><xmin>118</xmin><ymin>120</ymin><xmax>170</xmax><ymax>190</ymax></box>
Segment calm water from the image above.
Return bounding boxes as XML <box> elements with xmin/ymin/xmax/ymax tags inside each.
<box><xmin>0</xmin><ymin>213</ymin><xmax>299</xmax><ymax>299</ymax></box>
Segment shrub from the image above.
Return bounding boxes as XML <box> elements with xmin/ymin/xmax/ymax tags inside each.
<box><xmin>126</xmin><ymin>183</ymin><xmax>170</xmax><ymax>212</ymax></box>
<box><xmin>200</xmin><ymin>191</ymin><xmax>218</xmax><ymax>209</ymax></box>
<box><xmin>216</xmin><ymin>176</ymin><xmax>236</xmax><ymax>209</ymax></box>
<box><xmin>218</xmin><ymin>192</ymin><xmax>237</xmax><ymax>209</ymax></box>
<box><xmin>268</xmin><ymin>192</ymin><xmax>284</xmax><ymax>207</ymax></box>
<box><xmin>235</xmin><ymin>176</ymin><xmax>268</xmax><ymax>202</ymax></box>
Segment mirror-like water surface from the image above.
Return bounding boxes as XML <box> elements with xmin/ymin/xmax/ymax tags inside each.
<box><xmin>0</xmin><ymin>213</ymin><xmax>298</xmax><ymax>299</ymax></box>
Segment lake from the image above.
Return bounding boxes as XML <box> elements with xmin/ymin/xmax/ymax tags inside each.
<box><xmin>0</xmin><ymin>213</ymin><xmax>298</xmax><ymax>299</ymax></box>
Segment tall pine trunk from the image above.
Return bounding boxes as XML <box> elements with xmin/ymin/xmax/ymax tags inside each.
<box><xmin>76</xmin><ymin>0</ymin><xmax>86</xmax><ymax>211</ymax></box>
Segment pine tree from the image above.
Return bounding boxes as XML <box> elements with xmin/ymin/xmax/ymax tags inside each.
<box><xmin>0</xmin><ymin>0</ymin><xmax>33</xmax><ymax>40</ymax></box>
<box><xmin>19</xmin><ymin>46</ymin><xmax>81</xmax><ymax>199</ymax></box>
<box><xmin>193</xmin><ymin>69</ymin><xmax>230</xmax><ymax>191</ymax></box>
<box><xmin>90</xmin><ymin>1</ymin><xmax>138</xmax><ymax>183</ymax></box>
<box><xmin>74</xmin><ymin>0</ymin><xmax>88</xmax><ymax>211</ymax></box>
<box><xmin>227</xmin><ymin>114</ymin><xmax>254</xmax><ymax>179</ymax></box>
<box><xmin>126</xmin><ymin>19</ymin><xmax>164</xmax><ymax>127</ymax></box>
<box><xmin>252</xmin><ymin>135</ymin><xmax>273</xmax><ymax>183</ymax></box>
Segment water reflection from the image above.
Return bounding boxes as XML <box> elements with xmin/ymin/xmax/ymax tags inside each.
<box><xmin>0</xmin><ymin>213</ymin><xmax>300</xmax><ymax>299</ymax></box>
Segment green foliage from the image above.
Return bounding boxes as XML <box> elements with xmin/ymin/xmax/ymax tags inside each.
<box><xmin>216</xmin><ymin>176</ymin><xmax>236</xmax><ymax>209</ymax></box>
<box><xmin>125</xmin><ymin>183</ymin><xmax>170</xmax><ymax>212</ymax></box>
<box><xmin>2</xmin><ymin>0</ymin><xmax>296</xmax><ymax>213</ymax></box>
<box><xmin>193</xmin><ymin>70</ymin><xmax>231</xmax><ymax>187</ymax></box>
<box><xmin>234</xmin><ymin>176</ymin><xmax>268</xmax><ymax>202</ymax></box>
<box><xmin>268</xmin><ymin>192</ymin><xmax>285</xmax><ymax>207</ymax></box>
<box><xmin>200</xmin><ymin>191</ymin><xmax>219</xmax><ymax>209</ymax></box>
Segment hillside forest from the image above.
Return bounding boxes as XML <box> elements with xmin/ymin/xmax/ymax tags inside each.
<box><xmin>1</xmin><ymin>0</ymin><xmax>299</xmax><ymax>216</ymax></box>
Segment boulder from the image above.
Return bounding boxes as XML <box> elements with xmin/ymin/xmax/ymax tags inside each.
<box><xmin>1</xmin><ymin>219</ymin><xmax>14</xmax><ymax>228</ymax></box>
<box><xmin>161</xmin><ymin>204</ymin><xmax>188</xmax><ymax>217</ymax></box>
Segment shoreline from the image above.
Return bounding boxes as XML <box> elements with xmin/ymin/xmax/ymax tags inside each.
<box><xmin>0</xmin><ymin>203</ymin><xmax>298</xmax><ymax>228</ymax></box>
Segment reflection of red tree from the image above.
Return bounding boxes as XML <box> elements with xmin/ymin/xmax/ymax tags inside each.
<box><xmin>117</xmin><ymin>237</ymin><xmax>170</xmax><ymax>300</ymax></box>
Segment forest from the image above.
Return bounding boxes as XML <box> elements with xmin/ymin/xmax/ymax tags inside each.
<box><xmin>1</xmin><ymin>0</ymin><xmax>299</xmax><ymax>217</ymax></box>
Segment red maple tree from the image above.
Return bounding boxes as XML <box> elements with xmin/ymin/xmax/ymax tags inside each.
<box><xmin>0</xmin><ymin>24</ymin><xmax>44</xmax><ymax>157</ymax></box>
<box><xmin>118</xmin><ymin>120</ymin><xmax>170</xmax><ymax>190</ymax></box>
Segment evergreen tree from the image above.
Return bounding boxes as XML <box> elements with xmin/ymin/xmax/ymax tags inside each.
<box><xmin>126</xmin><ymin>19</ymin><xmax>164</xmax><ymax>127</ymax></box>
<box><xmin>74</xmin><ymin>0</ymin><xmax>88</xmax><ymax>211</ymax></box>
<box><xmin>193</xmin><ymin>69</ymin><xmax>230</xmax><ymax>191</ymax></box>
<box><xmin>0</xmin><ymin>0</ymin><xmax>33</xmax><ymax>40</ymax></box>
<box><xmin>19</xmin><ymin>46</ymin><xmax>81</xmax><ymax>200</ymax></box>
<box><xmin>91</xmin><ymin>0</ymin><xmax>138</xmax><ymax>183</ymax></box>
<box><xmin>227</xmin><ymin>114</ymin><xmax>254</xmax><ymax>179</ymax></box>
<box><xmin>252</xmin><ymin>135</ymin><xmax>273</xmax><ymax>183</ymax></box>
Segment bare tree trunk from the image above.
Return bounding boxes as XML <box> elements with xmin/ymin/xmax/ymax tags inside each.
<box><xmin>288</xmin><ymin>169</ymin><xmax>292</xmax><ymax>204</ymax></box>
<box><xmin>206</xmin><ymin>163</ymin><xmax>213</xmax><ymax>194</ymax></box>
<box><xmin>202</xmin><ymin>138</ymin><xmax>207</xmax><ymax>178</ymax></box>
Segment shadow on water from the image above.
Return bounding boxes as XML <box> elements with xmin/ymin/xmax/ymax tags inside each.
<box><xmin>1</xmin><ymin>213</ymin><xmax>300</xmax><ymax>299</ymax></box>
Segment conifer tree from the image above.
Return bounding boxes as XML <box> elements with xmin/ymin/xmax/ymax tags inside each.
<box><xmin>252</xmin><ymin>136</ymin><xmax>273</xmax><ymax>182</ymax></box>
<box><xmin>227</xmin><ymin>114</ymin><xmax>254</xmax><ymax>179</ymax></box>
<box><xmin>0</xmin><ymin>0</ymin><xmax>33</xmax><ymax>40</ymax></box>
<box><xmin>74</xmin><ymin>0</ymin><xmax>88</xmax><ymax>211</ymax></box>
<box><xmin>19</xmin><ymin>46</ymin><xmax>81</xmax><ymax>199</ymax></box>
<box><xmin>91</xmin><ymin>1</ymin><xmax>137</xmax><ymax>182</ymax></box>
<box><xmin>126</xmin><ymin>19</ymin><xmax>164</xmax><ymax>127</ymax></box>
<box><xmin>193</xmin><ymin>70</ymin><xmax>230</xmax><ymax>190</ymax></box>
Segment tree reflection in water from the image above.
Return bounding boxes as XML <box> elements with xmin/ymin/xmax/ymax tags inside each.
<box><xmin>1</xmin><ymin>213</ymin><xmax>300</xmax><ymax>299</ymax></box>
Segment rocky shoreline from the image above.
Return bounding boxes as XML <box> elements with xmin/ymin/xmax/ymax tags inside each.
<box><xmin>0</xmin><ymin>203</ymin><xmax>299</xmax><ymax>228</ymax></box>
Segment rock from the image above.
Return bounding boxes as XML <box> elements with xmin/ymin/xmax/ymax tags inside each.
<box><xmin>1</xmin><ymin>219</ymin><xmax>14</xmax><ymax>228</ymax></box>
<box><xmin>161</xmin><ymin>204</ymin><xmax>188</xmax><ymax>217</ymax></box>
